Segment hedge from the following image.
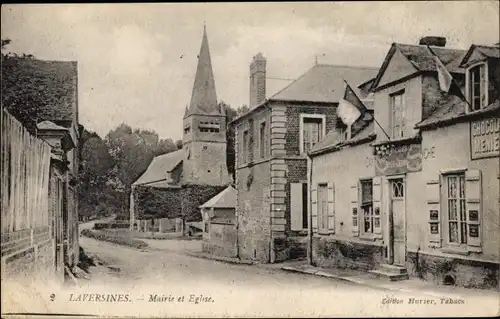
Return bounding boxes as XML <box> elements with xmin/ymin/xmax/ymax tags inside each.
<box><xmin>94</xmin><ymin>221</ymin><xmax>130</xmax><ymax>230</ymax></box>
<box><xmin>81</xmin><ymin>229</ymin><xmax>148</xmax><ymax>249</ymax></box>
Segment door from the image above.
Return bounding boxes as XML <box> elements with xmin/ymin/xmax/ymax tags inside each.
<box><xmin>390</xmin><ymin>178</ymin><xmax>406</xmax><ymax>266</ymax></box>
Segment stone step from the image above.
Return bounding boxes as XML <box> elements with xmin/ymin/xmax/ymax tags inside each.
<box><xmin>380</xmin><ymin>263</ymin><xmax>408</xmax><ymax>274</ymax></box>
<box><xmin>368</xmin><ymin>269</ymin><xmax>409</xmax><ymax>282</ymax></box>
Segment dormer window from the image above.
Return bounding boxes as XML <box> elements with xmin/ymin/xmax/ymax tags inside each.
<box><xmin>466</xmin><ymin>62</ymin><xmax>488</xmax><ymax>112</ymax></box>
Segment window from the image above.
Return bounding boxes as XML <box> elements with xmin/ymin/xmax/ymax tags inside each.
<box><xmin>336</xmin><ymin>117</ymin><xmax>348</xmax><ymax>142</ymax></box>
<box><xmin>290</xmin><ymin>183</ymin><xmax>308</xmax><ymax>230</ymax></box>
<box><xmin>390</xmin><ymin>91</ymin><xmax>406</xmax><ymax>139</ymax></box>
<box><xmin>242</xmin><ymin>130</ymin><xmax>249</xmax><ymax>163</ymax></box>
<box><xmin>301</xmin><ymin>115</ymin><xmax>325</xmax><ymax>154</ymax></box>
<box><xmin>184</xmin><ymin>126</ymin><xmax>190</xmax><ymax>134</ymax></box>
<box><xmin>468</xmin><ymin>64</ymin><xmax>487</xmax><ymax>111</ymax></box>
<box><xmin>360</xmin><ymin>179</ymin><xmax>373</xmax><ymax>234</ymax></box>
<box><xmin>259</xmin><ymin>121</ymin><xmax>266</xmax><ymax>158</ymax></box>
<box><xmin>445</xmin><ymin>173</ymin><xmax>467</xmax><ymax>244</ymax></box>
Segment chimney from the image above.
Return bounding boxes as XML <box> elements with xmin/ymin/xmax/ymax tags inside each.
<box><xmin>249</xmin><ymin>53</ymin><xmax>266</xmax><ymax>108</ymax></box>
<box><xmin>419</xmin><ymin>36</ymin><xmax>447</xmax><ymax>47</ymax></box>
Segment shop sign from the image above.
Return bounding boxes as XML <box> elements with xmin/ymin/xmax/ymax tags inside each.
<box><xmin>470</xmin><ymin>118</ymin><xmax>499</xmax><ymax>160</ymax></box>
<box><xmin>375</xmin><ymin>143</ymin><xmax>422</xmax><ymax>176</ymax></box>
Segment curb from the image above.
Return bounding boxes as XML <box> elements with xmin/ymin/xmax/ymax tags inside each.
<box><xmin>185</xmin><ymin>252</ymin><xmax>255</xmax><ymax>265</ymax></box>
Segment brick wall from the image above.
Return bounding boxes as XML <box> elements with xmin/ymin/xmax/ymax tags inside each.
<box><xmin>284</xmin><ymin>103</ymin><xmax>337</xmax><ymax>156</ymax></box>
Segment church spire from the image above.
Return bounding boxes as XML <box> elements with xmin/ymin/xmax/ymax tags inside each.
<box><xmin>187</xmin><ymin>25</ymin><xmax>219</xmax><ymax>116</ymax></box>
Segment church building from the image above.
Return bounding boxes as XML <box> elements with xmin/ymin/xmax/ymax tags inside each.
<box><xmin>130</xmin><ymin>26</ymin><xmax>229</xmax><ymax>231</ymax></box>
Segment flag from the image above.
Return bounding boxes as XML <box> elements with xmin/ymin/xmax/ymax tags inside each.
<box><xmin>435</xmin><ymin>55</ymin><xmax>453</xmax><ymax>92</ymax></box>
<box><xmin>337</xmin><ymin>83</ymin><xmax>365</xmax><ymax>126</ymax></box>
<box><xmin>432</xmin><ymin>51</ymin><xmax>468</xmax><ymax>102</ymax></box>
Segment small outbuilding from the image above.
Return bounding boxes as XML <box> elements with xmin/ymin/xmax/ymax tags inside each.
<box><xmin>199</xmin><ymin>186</ymin><xmax>237</xmax><ymax>257</ymax></box>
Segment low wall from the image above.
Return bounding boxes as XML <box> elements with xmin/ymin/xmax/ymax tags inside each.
<box><xmin>311</xmin><ymin>236</ymin><xmax>385</xmax><ymax>271</ymax></box>
<box><xmin>1</xmin><ymin>226</ymin><xmax>59</xmax><ymax>283</ymax></box>
<box><xmin>407</xmin><ymin>251</ymin><xmax>500</xmax><ymax>289</ymax></box>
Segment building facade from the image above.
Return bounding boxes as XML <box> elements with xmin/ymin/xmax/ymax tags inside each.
<box><xmin>233</xmin><ymin>57</ymin><xmax>377</xmax><ymax>263</ymax></box>
<box><xmin>308</xmin><ymin>37</ymin><xmax>499</xmax><ymax>288</ymax></box>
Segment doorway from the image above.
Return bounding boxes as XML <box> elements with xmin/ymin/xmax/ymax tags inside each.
<box><xmin>389</xmin><ymin>177</ymin><xmax>406</xmax><ymax>266</ymax></box>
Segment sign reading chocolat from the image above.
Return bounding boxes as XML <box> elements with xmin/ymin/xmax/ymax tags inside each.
<box><xmin>375</xmin><ymin>143</ymin><xmax>422</xmax><ymax>176</ymax></box>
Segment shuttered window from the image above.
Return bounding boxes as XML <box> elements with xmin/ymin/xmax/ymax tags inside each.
<box><xmin>351</xmin><ymin>183</ymin><xmax>359</xmax><ymax>236</ymax></box>
<box><xmin>427</xmin><ymin>169</ymin><xmax>482</xmax><ymax>251</ymax></box>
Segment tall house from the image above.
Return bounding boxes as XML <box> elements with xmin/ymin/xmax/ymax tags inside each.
<box><xmin>182</xmin><ymin>26</ymin><xmax>229</xmax><ymax>186</ymax></box>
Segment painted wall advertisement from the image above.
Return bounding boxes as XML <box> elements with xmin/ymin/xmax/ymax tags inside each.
<box><xmin>375</xmin><ymin>143</ymin><xmax>422</xmax><ymax>176</ymax></box>
<box><xmin>470</xmin><ymin>118</ymin><xmax>500</xmax><ymax>160</ymax></box>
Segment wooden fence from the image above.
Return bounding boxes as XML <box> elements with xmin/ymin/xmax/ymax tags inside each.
<box><xmin>1</xmin><ymin>109</ymin><xmax>53</xmax><ymax>280</ymax></box>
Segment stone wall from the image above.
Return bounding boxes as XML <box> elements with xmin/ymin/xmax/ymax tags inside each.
<box><xmin>312</xmin><ymin>236</ymin><xmax>385</xmax><ymax>271</ymax></box>
<box><xmin>407</xmin><ymin>251</ymin><xmax>499</xmax><ymax>289</ymax></box>
<box><xmin>236</xmin><ymin>162</ymin><xmax>271</xmax><ymax>262</ymax></box>
<box><xmin>202</xmin><ymin>223</ymin><xmax>237</xmax><ymax>258</ymax></box>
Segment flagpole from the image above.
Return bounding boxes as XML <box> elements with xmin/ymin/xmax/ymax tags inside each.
<box><xmin>426</xmin><ymin>45</ymin><xmax>474</xmax><ymax>111</ymax></box>
<box><xmin>342</xmin><ymin>79</ymin><xmax>391</xmax><ymax>141</ymax></box>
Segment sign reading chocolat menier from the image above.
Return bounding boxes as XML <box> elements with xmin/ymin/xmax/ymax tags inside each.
<box><xmin>375</xmin><ymin>143</ymin><xmax>423</xmax><ymax>176</ymax></box>
<box><xmin>470</xmin><ymin>118</ymin><xmax>500</xmax><ymax>160</ymax></box>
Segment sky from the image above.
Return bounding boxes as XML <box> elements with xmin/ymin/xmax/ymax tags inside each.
<box><xmin>1</xmin><ymin>2</ymin><xmax>499</xmax><ymax>140</ymax></box>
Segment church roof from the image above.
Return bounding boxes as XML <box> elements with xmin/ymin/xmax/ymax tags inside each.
<box><xmin>132</xmin><ymin>149</ymin><xmax>183</xmax><ymax>186</ymax></box>
<box><xmin>200</xmin><ymin>185</ymin><xmax>236</xmax><ymax>209</ymax></box>
<box><xmin>186</xmin><ymin>26</ymin><xmax>220</xmax><ymax>116</ymax></box>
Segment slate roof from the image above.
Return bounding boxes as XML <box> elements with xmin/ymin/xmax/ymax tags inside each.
<box><xmin>200</xmin><ymin>186</ymin><xmax>236</xmax><ymax>209</ymax></box>
<box><xmin>269</xmin><ymin>64</ymin><xmax>379</xmax><ymax>103</ymax></box>
<box><xmin>132</xmin><ymin>149</ymin><xmax>184</xmax><ymax>186</ymax></box>
<box><xmin>460</xmin><ymin>44</ymin><xmax>500</xmax><ymax>66</ymax></box>
<box><xmin>416</xmin><ymin>98</ymin><xmax>500</xmax><ymax>129</ymax></box>
<box><xmin>309</xmin><ymin>119</ymin><xmax>375</xmax><ymax>156</ymax></box>
<box><xmin>372</xmin><ymin>43</ymin><xmax>467</xmax><ymax>91</ymax></box>
<box><xmin>1</xmin><ymin>57</ymin><xmax>78</xmax><ymax>133</ymax></box>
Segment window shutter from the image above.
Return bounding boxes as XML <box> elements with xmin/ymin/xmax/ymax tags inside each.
<box><xmin>327</xmin><ymin>182</ymin><xmax>335</xmax><ymax>233</ymax></box>
<box><xmin>290</xmin><ymin>183</ymin><xmax>303</xmax><ymax>231</ymax></box>
<box><xmin>465</xmin><ymin>169</ymin><xmax>482</xmax><ymax>250</ymax></box>
<box><xmin>372</xmin><ymin>176</ymin><xmax>382</xmax><ymax>237</ymax></box>
<box><xmin>480</xmin><ymin>65</ymin><xmax>487</xmax><ymax>107</ymax></box>
<box><xmin>426</xmin><ymin>179</ymin><xmax>441</xmax><ymax>248</ymax></box>
<box><xmin>311</xmin><ymin>186</ymin><xmax>318</xmax><ymax>232</ymax></box>
<box><xmin>350</xmin><ymin>183</ymin><xmax>359</xmax><ymax>236</ymax></box>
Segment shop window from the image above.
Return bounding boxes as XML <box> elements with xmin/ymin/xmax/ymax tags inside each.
<box><xmin>360</xmin><ymin>179</ymin><xmax>373</xmax><ymax>234</ymax></box>
<box><xmin>445</xmin><ymin>173</ymin><xmax>467</xmax><ymax>244</ymax></box>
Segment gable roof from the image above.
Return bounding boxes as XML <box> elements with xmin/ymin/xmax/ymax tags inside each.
<box><xmin>459</xmin><ymin>44</ymin><xmax>500</xmax><ymax>67</ymax></box>
<box><xmin>200</xmin><ymin>185</ymin><xmax>236</xmax><ymax>209</ymax></box>
<box><xmin>372</xmin><ymin>43</ymin><xmax>466</xmax><ymax>90</ymax></box>
<box><xmin>1</xmin><ymin>57</ymin><xmax>78</xmax><ymax>133</ymax></box>
<box><xmin>132</xmin><ymin>149</ymin><xmax>184</xmax><ymax>186</ymax></box>
<box><xmin>269</xmin><ymin>64</ymin><xmax>378</xmax><ymax>104</ymax></box>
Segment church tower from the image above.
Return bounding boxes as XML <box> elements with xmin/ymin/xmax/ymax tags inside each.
<box><xmin>182</xmin><ymin>26</ymin><xmax>229</xmax><ymax>186</ymax></box>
